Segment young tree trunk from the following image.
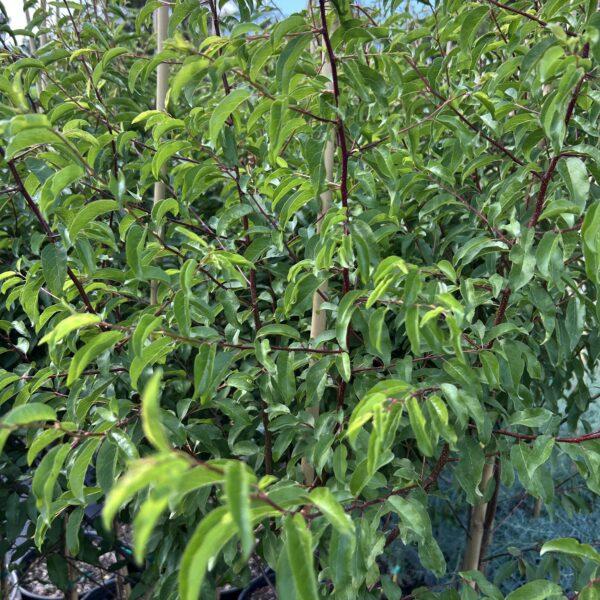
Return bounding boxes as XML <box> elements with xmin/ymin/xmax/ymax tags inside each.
<box><xmin>39</xmin><ymin>0</ymin><xmax>48</xmax><ymax>48</ymax></box>
<box><xmin>64</xmin><ymin>518</ymin><xmax>78</xmax><ymax>600</ymax></box>
<box><xmin>150</xmin><ymin>2</ymin><xmax>169</xmax><ymax>305</ymax></box>
<box><xmin>532</xmin><ymin>497</ymin><xmax>543</xmax><ymax>519</ymax></box>
<box><xmin>301</xmin><ymin>17</ymin><xmax>335</xmax><ymax>486</ymax></box>
<box><xmin>1</xmin><ymin>555</ymin><xmax>11</xmax><ymax>599</ymax></box>
<box><xmin>478</xmin><ymin>457</ymin><xmax>501</xmax><ymax>571</ymax></box>
<box><xmin>301</xmin><ymin>123</ymin><xmax>334</xmax><ymax>485</ymax></box>
<box><xmin>462</xmin><ymin>461</ymin><xmax>495</xmax><ymax>575</ymax></box>
<box><xmin>25</xmin><ymin>5</ymin><xmax>45</xmax><ymax>97</ymax></box>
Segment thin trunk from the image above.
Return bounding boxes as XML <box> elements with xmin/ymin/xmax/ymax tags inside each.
<box><xmin>208</xmin><ymin>1</ymin><xmax>272</xmax><ymax>474</ymax></box>
<box><xmin>532</xmin><ymin>497</ymin><xmax>543</xmax><ymax>519</ymax></box>
<box><xmin>301</xmin><ymin>49</ymin><xmax>335</xmax><ymax>486</ymax></box>
<box><xmin>462</xmin><ymin>461</ymin><xmax>495</xmax><ymax>576</ymax></box>
<box><xmin>478</xmin><ymin>457</ymin><xmax>501</xmax><ymax>571</ymax></box>
<box><xmin>64</xmin><ymin>519</ymin><xmax>78</xmax><ymax>600</ymax></box>
<box><xmin>150</xmin><ymin>3</ymin><xmax>169</xmax><ymax>305</ymax></box>
<box><xmin>25</xmin><ymin>7</ymin><xmax>45</xmax><ymax>97</ymax></box>
<box><xmin>2</xmin><ymin>554</ymin><xmax>11</xmax><ymax>599</ymax></box>
<box><xmin>39</xmin><ymin>0</ymin><xmax>48</xmax><ymax>48</ymax></box>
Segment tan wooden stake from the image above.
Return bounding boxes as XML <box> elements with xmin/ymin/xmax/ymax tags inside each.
<box><xmin>150</xmin><ymin>2</ymin><xmax>169</xmax><ymax>305</ymax></box>
<box><xmin>301</xmin><ymin>7</ymin><xmax>335</xmax><ymax>486</ymax></box>
<box><xmin>532</xmin><ymin>497</ymin><xmax>543</xmax><ymax>519</ymax></box>
<box><xmin>462</xmin><ymin>461</ymin><xmax>495</xmax><ymax>577</ymax></box>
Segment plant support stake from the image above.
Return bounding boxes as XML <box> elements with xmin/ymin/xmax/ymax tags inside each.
<box><xmin>151</xmin><ymin>2</ymin><xmax>170</xmax><ymax>305</ymax></box>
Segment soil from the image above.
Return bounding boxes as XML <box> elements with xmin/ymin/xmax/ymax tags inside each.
<box><xmin>247</xmin><ymin>584</ymin><xmax>277</xmax><ymax>599</ymax></box>
<box><xmin>20</xmin><ymin>550</ymin><xmax>117</xmax><ymax>597</ymax></box>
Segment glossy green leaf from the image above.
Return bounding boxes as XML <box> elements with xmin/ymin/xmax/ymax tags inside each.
<box><xmin>225</xmin><ymin>461</ymin><xmax>253</xmax><ymax>559</ymax></box>
<box><xmin>67</xmin><ymin>331</ymin><xmax>124</xmax><ymax>386</ymax></box>
<box><xmin>284</xmin><ymin>514</ymin><xmax>319</xmax><ymax>600</ymax></box>
<box><xmin>41</xmin><ymin>243</ymin><xmax>67</xmax><ymax>297</ymax></box>
<box><xmin>209</xmin><ymin>89</ymin><xmax>251</xmax><ymax>145</ymax></box>
<box><xmin>141</xmin><ymin>369</ymin><xmax>170</xmax><ymax>452</ymax></box>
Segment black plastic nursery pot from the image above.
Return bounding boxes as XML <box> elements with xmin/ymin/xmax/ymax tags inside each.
<box><xmin>237</xmin><ymin>571</ymin><xmax>276</xmax><ymax>600</ymax></box>
<box><xmin>12</xmin><ymin>547</ymin><xmax>137</xmax><ymax>600</ymax></box>
<box><xmin>218</xmin><ymin>586</ymin><xmax>242</xmax><ymax>600</ymax></box>
<box><xmin>79</xmin><ymin>580</ymin><xmax>120</xmax><ymax>600</ymax></box>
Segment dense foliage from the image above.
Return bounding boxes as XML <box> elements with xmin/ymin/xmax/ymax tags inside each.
<box><xmin>2</xmin><ymin>0</ymin><xmax>600</xmax><ymax>598</ymax></box>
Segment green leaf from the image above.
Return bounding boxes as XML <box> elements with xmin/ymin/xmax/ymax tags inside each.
<box><xmin>40</xmin><ymin>313</ymin><xmax>101</xmax><ymax>345</ymax></box>
<box><xmin>171</xmin><ymin>58</ymin><xmax>209</xmax><ymax>103</ymax></box>
<box><xmin>179</xmin><ymin>504</ymin><xmax>279</xmax><ymax>600</ymax></box>
<box><xmin>209</xmin><ymin>89</ymin><xmax>251</xmax><ymax>145</ymax></box>
<box><xmin>216</xmin><ymin>204</ymin><xmax>253</xmax><ymax>236</ymax></box>
<box><xmin>405</xmin><ymin>306</ymin><xmax>421</xmax><ymax>355</ymax></box>
<box><xmin>460</xmin><ymin>7</ymin><xmax>489</xmax><ymax>54</ymax></box>
<box><xmin>225</xmin><ymin>461</ymin><xmax>253</xmax><ymax>559</ymax></box>
<box><xmin>141</xmin><ymin>369</ymin><xmax>170</xmax><ymax>452</ymax></box>
<box><xmin>32</xmin><ymin>443</ymin><xmax>70</xmax><ymax>525</ymax></box>
<box><xmin>126</xmin><ymin>224</ymin><xmax>146</xmax><ymax>278</ymax></box>
<box><xmin>455</xmin><ymin>436</ymin><xmax>486</xmax><ymax>505</ymax></box>
<box><xmin>193</xmin><ymin>344</ymin><xmax>216</xmax><ymax>403</ymax></box>
<box><xmin>560</xmin><ymin>157</ymin><xmax>589</xmax><ymax>211</ymax></box>
<box><xmin>103</xmin><ymin>454</ymin><xmax>189</xmax><ymax>529</ymax></box>
<box><xmin>460</xmin><ymin>571</ymin><xmax>502</xmax><ymax>600</ymax></box>
<box><xmin>541</xmin><ymin>538</ymin><xmax>600</xmax><ymax>563</ymax></box>
<box><xmin>69</xmin><ymin>200</ymin><xmax>119</xmax><ymax>239</ymax></box>
<box><xmin>509</xmin><ymin>408</ymin><xmax>554</xmax><ymax>428</ymax></box>
<box><xmin>284</xmin><ymin>514</ymin><xmax>319</xmax><ymax>600</ymax></box>
<box><xmin>335</xmin><ymin>290</ymin><xmax>362</xmax><ymax>351</ymax></box>
<box><xmin>152</xmin><ymin>140</ymin><xmax>190</xmax><ymax>178</ymax></box>
<box><xmin>368</xmin><ymin>306</ymin><xmax>391</xmax><ymax>364</ymax></box>
<box><xmin>67</xmin><ymin>331</ymin><xmax>124</xmax><ymax>386</ymax></box>
<box><xmin>407</xmin><ymin>396</ymin><xmax>433</xmax><ymax>457</ymax></box>
<box><xmin>69</xmin><ymin>438</ymin><xmax>101</xmax><ymax>502</ymax></box>
<box><xmin>308</xmin><ymin>487</ymin><xmax>354</xmax><ymax>535</ymax></box>
<box><xmin>256</xmin><ymin>324</ymin><xmax>302</xmax><ymax>341</ymax></box>
<box><xmin>40</xmin><ymin>164</ymin><xmax>84</xmax><ymax>215</ymax></box>
<box><xmin>6</xmin><ymin>127</ymin><xmax>63</xmax><ymax>159</ymax></box>
<box><xmin>41</xmin><ymin>243</ymin><xmax>67</xmax><ymax>297</ymax></box>
<box><xmin>130</xmin><ymin>337</ymin><xmax>173</xmax><ymax>390</ymax></box>
<box><xmin>66</xmin><ymin>507</ymin><xmax>84</xmax><ymax>555</ymax></box>
<box><xmin>136</xmin><ymin>0</ymin><xmax>161</xmax><ymax>33</ymax></box>
<box><xmin>133</xmin><ymin>488</ymin><xmax>171</xmax><ymax>563</ymax></box>
<box><xmin>505</xmin><ymin>580</ymin><xmax>563</xmax><ymax>600</ymax></box>
<box><xmin>276</xmin><ymin>34</ymin><xmax>312</xmax><ymax>94</ymax></box>
<box><xmin>0</xmin><ymin>403</ymin><xmax>57</xmax><ymax>455</ymax></box>
<box><xmin>179</xmin><ymin>508</ymin><xmax>236</xmax><ymax>600</ymax></box>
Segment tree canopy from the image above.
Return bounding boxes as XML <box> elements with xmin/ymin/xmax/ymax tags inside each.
<box><xmin>1</xmin><ymin>0</ymin><xmax>600</xmax><ymax>598</ymax></box>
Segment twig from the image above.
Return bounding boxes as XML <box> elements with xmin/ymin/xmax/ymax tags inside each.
<box><xmin>2</xmin><ymin>152</ymin><xmax>96</xmax><ymax>314</ymax></box>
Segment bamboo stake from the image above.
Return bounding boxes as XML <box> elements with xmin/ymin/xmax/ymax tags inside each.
<box><xmin>24</xmin><ymin>5</ymin><xmax>45</xmax><ymax>97</ymax></box>
<box><xmin>462</xmin><ymin>461</ymin><xmax>495</xmax><ymax>577</ymax></box>
<box><xmin>301</xmin><ymin>8</ymin><xmax>335</xmax><ymax>486</ymax></box>
<box><xmin>39</xmin><ymin>0</ymin><xmax>48</xmax><ymax>48</ymax></box>
<box><xmin>150</xmin><ymin>2</ymin><xmax>169</xmax><ymax>305</ymax></box>
<box><xmin>532</xmin><ymin>497</ymin><xmax>543</xmax><ymax>519</ymax></box>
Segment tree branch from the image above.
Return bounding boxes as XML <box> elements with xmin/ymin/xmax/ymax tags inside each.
<box><xmin>318</xmin><ymin>0</ymin><xmax>351</xmax><ymax>294</ymax></box>
<box><xmin>485</xmin><ymin>0</ymin><xmax>577</xmax><ymax>36</ymax></box>
<box><xmin>2</xmin><ymin>152</ymin><xmax>96</xmax><ymax>314</ymax></box>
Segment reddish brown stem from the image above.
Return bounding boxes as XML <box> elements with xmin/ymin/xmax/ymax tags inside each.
<box><xmin>384</xmin><ymin>444</ymin><xmax>450</xmax><ymax>546</ymax></box>
<box><xmin>478</xmin><ymin>457</ymin><xmax>501</xmax><ymax>570</ymax></box>
<box><xmin>318</xmin><ymin>0</ymin><xmax>351</xmax><ymax>294</ymax></box>
<box><xmin>528</xmin><ymin>46</ymin><xmax>589</xmax><ymax>229</ymax></box>
<box><xmin>486</xmin><ymin>0</ymin><xmax>576</xmax><ymax>36</ymax></box>
<box><xmin>403</xmin><ymin>55</ymin><xmax>530</xmax><ymax>171</ymax></box>
<box><xmin>3</xmin><ymin>155</ymin><xmax>96</xmax><ymax>314</ymax></box>
<box><xmin>493</xmin><ymin>428</ymin><xmax>600</xmax><ymax>444</ymax></box>
<box><xmin>208</xmin><ymin>0</ymin><xmax>273</xmax><ymax>474</ymax></box>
